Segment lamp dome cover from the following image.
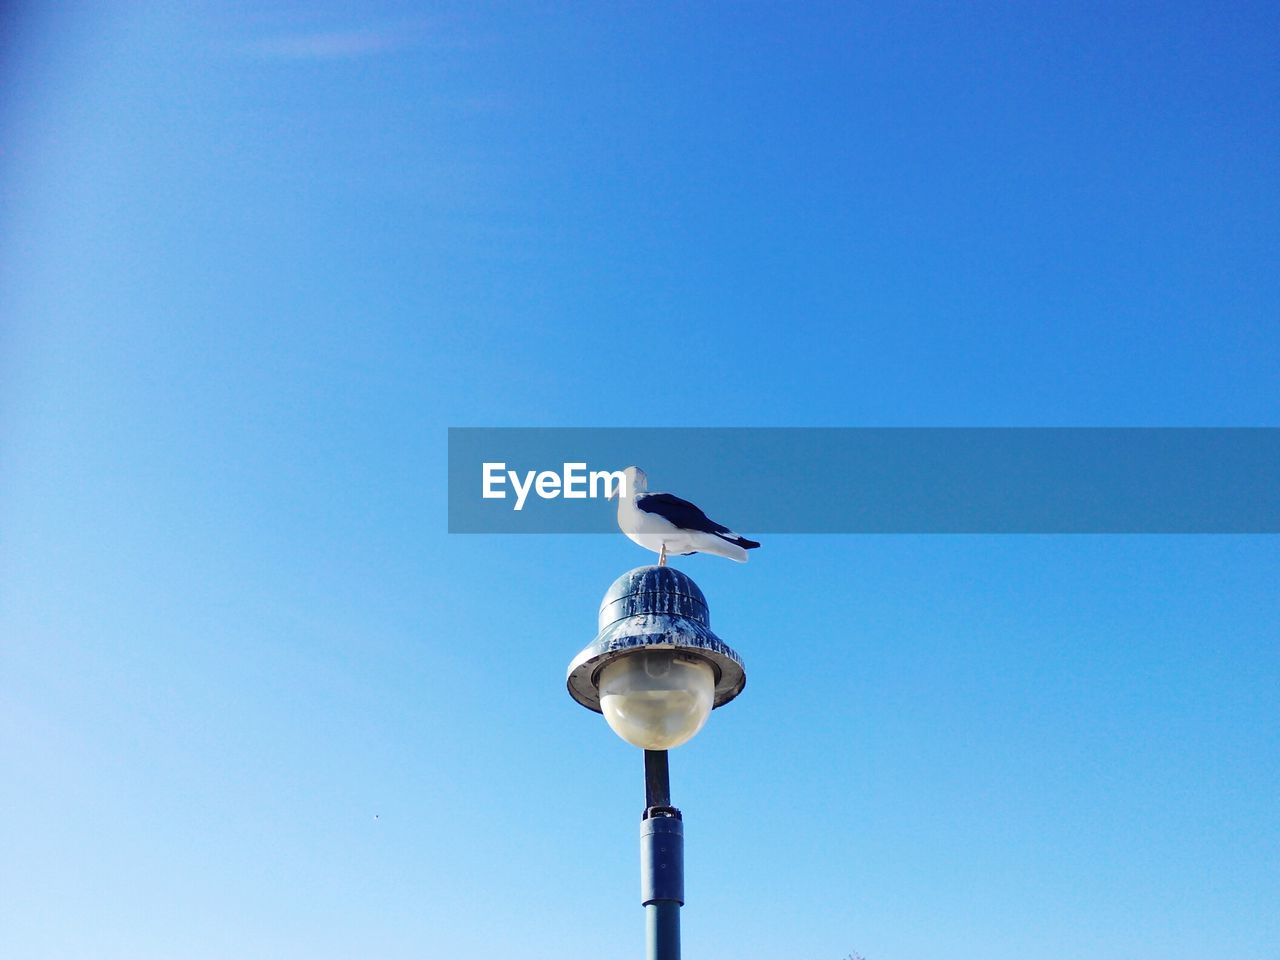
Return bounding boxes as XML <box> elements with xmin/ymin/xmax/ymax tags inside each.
<box><xmin>599</xmin><ymin>649</ymin><xmax>715</xmax><ymax>750</ymax></box>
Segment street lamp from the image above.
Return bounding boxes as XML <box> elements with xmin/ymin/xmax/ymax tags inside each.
<box><xmin>567</xmin><ymin>565</ymin><xmax>747</xmax><ymax>960</ymax></box>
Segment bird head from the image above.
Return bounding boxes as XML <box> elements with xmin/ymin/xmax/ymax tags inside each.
<box><xmin>612</xmin><ymin>465</ymin><xmax>648</xmax><ymax>499</ymax></box>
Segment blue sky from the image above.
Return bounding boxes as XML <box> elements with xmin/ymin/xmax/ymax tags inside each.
<box><xmin>2</xmin><ymin>4</ymin><xmax>1277</xmax><ymax>959</ymax></box>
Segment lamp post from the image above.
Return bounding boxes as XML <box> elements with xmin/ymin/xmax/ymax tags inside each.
<box><xmin>567</xmin><ymin>565</ymin><xmax>747</xmax><ymax>960</ymax></box>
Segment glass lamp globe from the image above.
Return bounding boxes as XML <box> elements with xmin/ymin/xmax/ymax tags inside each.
<box><xmin>599</xmin><ymin>650</ymin><xmax>716</xmax><ymax>750</ymax></box>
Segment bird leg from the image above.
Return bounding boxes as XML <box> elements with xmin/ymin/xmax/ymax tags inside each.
<box><xmin>658</xmin><ymin>543</ymin><xmax>667</xmax><ymax>566</ymax></box>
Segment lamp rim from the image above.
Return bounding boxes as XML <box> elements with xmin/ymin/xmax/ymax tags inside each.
<box><xmin>566</xmin><ymin>626</ymin><xmax>746</xmax><ymax>714</ymax></box>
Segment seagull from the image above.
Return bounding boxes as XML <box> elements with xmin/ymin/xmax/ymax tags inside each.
<box><xmin>611</xmin><ymin>466</ymin><xmax>760</xmax><ymax>565</ymax></box>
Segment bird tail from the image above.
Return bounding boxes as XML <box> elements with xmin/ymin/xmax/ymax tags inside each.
<box><xmin>704</xmin><ymin>532</ymin><xmax>759</xmax><ymax>562</ymax></box>
<box><xmin>699</xmin><ymin>537</ymin><xmax>749</xmax><ymax>562</ymax></box>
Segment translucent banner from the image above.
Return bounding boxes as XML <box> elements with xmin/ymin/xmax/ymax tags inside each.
<box><xmin>447</xmin><ymin>428</ymin><xmax>1280</xmax><ymax>533</ymax></box>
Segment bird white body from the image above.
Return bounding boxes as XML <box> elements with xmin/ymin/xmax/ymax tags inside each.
<box><xmin>613</xmin><ymin>466</ymin><xmax>754</xmax><ymax>563</ymax></box>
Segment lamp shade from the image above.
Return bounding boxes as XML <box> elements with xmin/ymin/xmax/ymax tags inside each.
<box><xmin>567</xmin><ymin>566</ymin><xmax>746</xmax><ymax>749</ymax></box>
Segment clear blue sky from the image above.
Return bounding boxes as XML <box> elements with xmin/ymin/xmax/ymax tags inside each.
<box><xmin>2</xmin><ymin>4</ymin><xmax>1277</xmax><ymax>959</ymax></box>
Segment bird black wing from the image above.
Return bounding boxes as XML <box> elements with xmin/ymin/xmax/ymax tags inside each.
<box><xmin>636</xmin><ymin>492</ymin><xmax>732</xmax><ymax>535</ymax></box>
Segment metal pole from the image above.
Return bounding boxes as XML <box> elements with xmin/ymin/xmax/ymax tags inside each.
<box><xmin>645</xmin><ymin>749</ymin><xmax>671</xmax><ymax>809</ymax></box>
<box><xmin>646</xmin><ymin>901</ymin><xmax>680</xmax><ymax>960</ymax></box>
<box><xmin>641</xmin><ymin>750</ymin><xmax>683</xmax><ymax>960</ymax></box>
